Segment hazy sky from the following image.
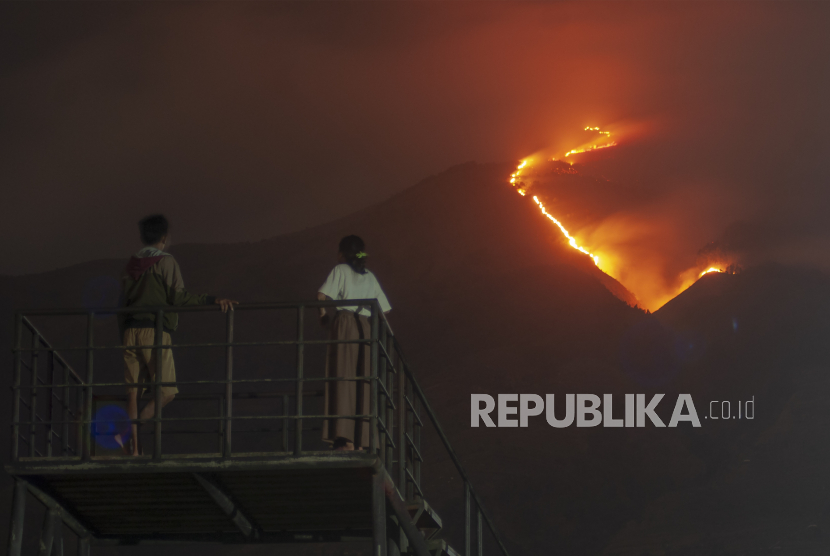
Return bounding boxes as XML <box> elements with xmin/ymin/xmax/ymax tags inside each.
<box><xmin>2</xmin><ymin>2</ymin><xmax>829</xmax><ymax>278</ymax></box>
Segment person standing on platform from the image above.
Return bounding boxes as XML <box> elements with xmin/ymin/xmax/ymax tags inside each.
<box><xmin>116</xmin><ymin>214</ymin><xmax>237</xmax><ymax>455</ymax></box>
<box><xmin>317</xmin><ymin>235</ymin><xmax>391</xmax><ymax>451</ymax></box>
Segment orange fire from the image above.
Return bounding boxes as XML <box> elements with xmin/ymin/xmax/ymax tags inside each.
<box><xmin>532</xmin><ymin>195</ymin><xmax>600</xmax><ymax>266</ymax></box>
<box><xmin>509</xmin><ymin>126</ymin><xmax>731</xmax><ymax>310</ymax></box>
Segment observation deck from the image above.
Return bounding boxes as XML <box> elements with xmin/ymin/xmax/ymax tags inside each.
<box><xmin>5</xmin><ymin>301</ymin><xmax>510</xmax><ymax>556</ymax></box>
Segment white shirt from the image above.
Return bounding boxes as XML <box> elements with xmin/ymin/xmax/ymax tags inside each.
<box><xmin>318</xmin><ymin>264</ymin><xmax>392</xmax><ymax>317</ymax></box>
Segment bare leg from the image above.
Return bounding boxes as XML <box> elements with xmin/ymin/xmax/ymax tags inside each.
<box><xmin>137</xmin><ymin>394</ymin><xmax>176</xmax><ymax>454</ymax></box>
<box><xmin>115</xmin><ymin>387</ymin><xmax>139</xmax><ymax>455</ymax></box>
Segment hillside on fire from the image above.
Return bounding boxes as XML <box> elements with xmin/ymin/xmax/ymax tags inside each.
<box><xmin>2</xmin><ymin>161</ymin><xmax>829</xmax><ymax>555</ymax></box>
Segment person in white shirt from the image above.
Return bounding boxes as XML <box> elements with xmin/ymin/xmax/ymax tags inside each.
<box><xmin>317</xmin><ymin>235</ymin><xmax>391</xmax><ymax>451</ymax></box>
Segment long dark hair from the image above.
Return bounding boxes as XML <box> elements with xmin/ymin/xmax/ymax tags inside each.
<box><xmin>339</xmin><ymin>235</ymin><xmax>368</xmax><ymax>274</ymax></box>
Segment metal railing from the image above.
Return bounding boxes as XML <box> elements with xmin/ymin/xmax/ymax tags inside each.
<box><xmin>10</xmin><ymin>300</ymin><xmax>510</xmax><ymax>556</ymax></box>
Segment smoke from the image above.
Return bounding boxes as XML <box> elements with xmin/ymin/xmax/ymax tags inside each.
<box><xmin>1</xmin><ymin>2</ymin><xmax>830</xmax><ymax>282</ymax></box>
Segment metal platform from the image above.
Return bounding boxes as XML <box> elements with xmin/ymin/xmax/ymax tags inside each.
<box><xmin>6</xmin><ymin>301</ymin><xmax>511</xmax><ymax>556</ymax></box>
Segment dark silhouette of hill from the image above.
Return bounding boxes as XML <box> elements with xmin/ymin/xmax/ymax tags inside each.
<box><xmin>0</xmin><ymin>163</ymin><xmax>827</xmax><ymax>555</ymax></box>
<box><xmin>599</xmin><ymin>265</ymin><xmax>830</xmax><ymax>555</ymax></box>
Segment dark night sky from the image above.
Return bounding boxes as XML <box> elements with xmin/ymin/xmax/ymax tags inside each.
<box><xmin>2</xmin><ymin>1</ymin><xmax>829</xmax><ymax>289</ymax></box>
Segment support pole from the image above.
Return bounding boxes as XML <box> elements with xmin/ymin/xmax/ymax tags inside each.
<box><xmin>54</xmin><ymin>527</ymin><xmax>63</xmax><ymax>556</ymax></box>
<box><xmin>38</xmin><ymin>509</ymin><xmax>57</xmax><ymax>556</ymax></box>
<box><xmin>77</xmin><ymin>536</ymin><xmax>90</xmax><ymax>556</ymax></box>
<box><xmin>477</xmin><ymin>509</ymin><xmax>483</xmax><ymax>556</ymax></box>
<box><xmin>372</xmin><ymin>473</ymin><xmax>388</xmax><ymax>556</ymax></box>
<box><xmin>465</xmin><ymin>481</ymin><xmax>471</xmax><ymax>556</ymax></box>
<box><xmin>8</xmin><ymin>479</ymin><xmax>27</xmax><ymax>556</ymax></box>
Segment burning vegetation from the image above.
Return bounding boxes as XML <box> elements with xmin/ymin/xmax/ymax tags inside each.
<box><xmin>509</xmin><ymin>127</ymin><xmax>739</xmax><ymax>310</ymax></box>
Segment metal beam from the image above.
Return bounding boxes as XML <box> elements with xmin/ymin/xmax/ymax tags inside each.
<box><xmin>24</xmin><ymin>481</ymin><xmax>92</xmax><ymax>541</ymax></box>
<box><xmin>192</xmin><ymin>473</ymin><xmax>258</xmax><ymax>540</ymax></box>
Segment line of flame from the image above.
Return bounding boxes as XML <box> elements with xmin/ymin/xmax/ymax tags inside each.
<box><xmin>532</xmin><ymin>195</ymin><xmax>600</xmax><ymax>266</ymax></box>
<box><xmin>699</xmin><ymin>267</ymin><xmax>723</xmax><ymax>277</ymax></box>
<box><xmin>565</xmin><ymin>142</ymin><xmax>617</xmax><ymax>157</ymax></box>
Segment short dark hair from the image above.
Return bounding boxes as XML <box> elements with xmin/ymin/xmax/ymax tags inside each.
<box><xmin>339</xmin><ymin>235</ymin><xmax>367</xmax><ymax>274</ymax></box>
<box><xmin>138</xmin><ymin>214</ymin><xmax>169</xmax><ymax>246</ymax></box>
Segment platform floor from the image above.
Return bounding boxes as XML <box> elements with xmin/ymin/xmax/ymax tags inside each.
<box><xmin>7</xmin><ymin>452</ymin><xmax>382</xmax><ymax>543</ymax></box>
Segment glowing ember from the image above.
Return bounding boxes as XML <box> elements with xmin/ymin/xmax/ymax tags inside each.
<box><xmin>699</xmin><ymin>267</ymin><xmax>723</xmax><ymax>277</ymax></box>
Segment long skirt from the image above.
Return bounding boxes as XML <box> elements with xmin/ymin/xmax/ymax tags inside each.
<box><xmin>322</xmin><ymin>310</ymin><xmax>372</xmax><ymax>448</ymax></box>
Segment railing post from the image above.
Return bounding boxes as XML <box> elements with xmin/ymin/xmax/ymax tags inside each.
<box><xmin>294</xmin><ymin>305</ymin><xmax>304</xmax><ymax>455</ymax></box>
<box><xmin>217</xmin><ymin>396</ymin><xmax>225</xmax><ymax>455</ymax></box>
<box><xmin>82</xmin><ymin>313</ymin><xmax>94</xmax><ymax>461</ymax></box>
<box><xmin>29</xmin><ymin>333</ymin><xmax>40</xmax><ymax>458</ymax></box>
<box><xmin>61</xmin><ymin>365</ymin><xmax>69</xmax><ymax>457</ymax></box>
<box><xmin>386</xmin><ymin>335</ymin><xmax>396</xmax><ymax>471</ymax></box>
<box><xmin>152</xmin><ymin>311</ymin><xmax>163</xmax><ymax>460</ymax></box>
<box><xmin>370</xmin><ymin>302</ymin><xmax>379</xmax><ymax>453</ymax></box>
<box><xmin>46</xmin><ymin>351</ymin><xmax>55</xmax><ymax>458</ymax></box>
<box><xmin>465</xmin><ymin>482</ymin><xmax>471</xmax><ymax>556</ymax></box>
<box><xmin>397</xmin><ymin>364</ymin><xmax>406</xmax><ymax>494</ymax></box>
<box><xmin>414</xmin><ymin>396</ymin><xmax>422</xmax><ymax>492</ymax></box>
<box><xmin>223</xmin><ymin>309</ymin><xmax>234</xmax><ymax>458</ymax></box>
<box><xmin>282</xmin><ymin>393</ymin><xmax>290</xmax><ymax>452</ymax></box>
<box><xmin>12</xmin><ymin>314</ymin><xmax>23</xmax><ymax>462</ymax></box>
<box><xmin>378</xmin><ymin>320</ymin><xmax>387</xmax><ymax>464</ymax></box>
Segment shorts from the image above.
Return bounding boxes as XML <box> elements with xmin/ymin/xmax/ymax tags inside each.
<box><xmin>123</xmin><ymin>328</ymin><xmax>179</xmax><ymax>397</ymax></box>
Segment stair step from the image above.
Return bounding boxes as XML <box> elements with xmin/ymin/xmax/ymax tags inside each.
<box><xmin>426</xmin><ymin>538</ymin><xmax>461</xmax><ymax>556</ymax></box>
<box><xmin>407</xmin><ymin>498</ymin><xmax>442</xmax><ymax>538</ymax></box>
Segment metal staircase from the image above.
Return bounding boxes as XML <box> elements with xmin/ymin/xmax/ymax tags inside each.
<box><xmin>6</xmin><ymin>301</ymin><xmax>510</xmax><ymax>556</ymax></box>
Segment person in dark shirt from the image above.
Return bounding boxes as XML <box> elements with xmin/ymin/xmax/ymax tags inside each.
<box><xmin>116</xmin><ymin>214</ymin><xmax>237</xmax><ymax>455</ymax></box>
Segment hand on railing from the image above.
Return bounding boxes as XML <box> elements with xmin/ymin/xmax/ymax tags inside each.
<box><xmin>215</xmin><ymin>299</ymin><xmax>239</xmax><ymax>313</ymax></box>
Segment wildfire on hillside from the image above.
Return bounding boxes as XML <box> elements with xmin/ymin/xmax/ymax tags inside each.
<box><xmin>509</xmin><ymin>126</ymin><xmax>738</xmax><ymax>310</ymax></box>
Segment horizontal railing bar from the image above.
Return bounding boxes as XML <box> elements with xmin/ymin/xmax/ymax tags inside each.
<box><xmin>13</xmin><ymin>338</ymin><xmax>373</xmax><ymax>353</ymax></box>
<box><xmin>15</xmin><ymin>413</ymin><xmax>373</xmax><ymax>426</ymax></box>
<box><xmin>14</xmin><ymin>376</ymin><xmax>379</xmax><ymax>389</ymax></box>
<box><xmin>90</xmin><ymin>391</ymin><xmax>324</xmax><ymax>402</ymax></box>
<box><xmin>18</xmin><ymin>299</ymin><xmax>382</xmax><ymax>317</ymax></box>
